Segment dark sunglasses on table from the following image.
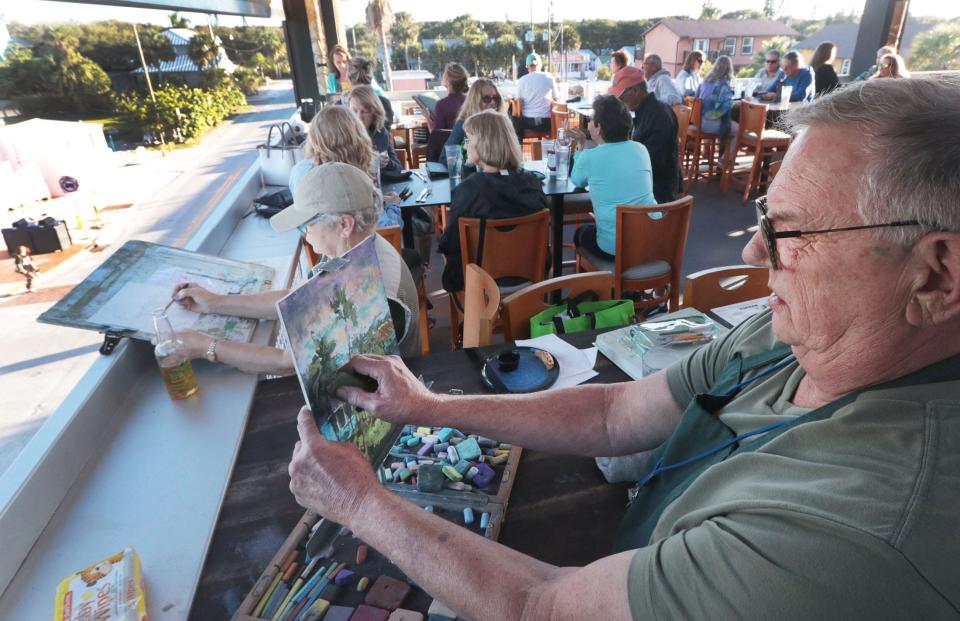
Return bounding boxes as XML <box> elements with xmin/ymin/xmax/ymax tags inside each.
<box><xmin>754</xmin><ymin>196</ymin><xmax>922</xmax><ymax>270</ymax></box>
<box><xmin>481</xmin><ymin>95</ymin><xmax>501</xmax><ymax>103</ymax></box>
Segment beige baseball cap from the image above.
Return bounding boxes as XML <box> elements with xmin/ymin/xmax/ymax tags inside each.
<box><xmin>270</xmin><ymin>161</ymin><xmax>378</xmax><ymax>232</ymax></box>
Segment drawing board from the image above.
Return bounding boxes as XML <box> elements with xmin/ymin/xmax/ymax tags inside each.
<box><xmin>38</xmin><ymin>240</ymin><xmax>276</xmax><ymax>343</ymax></box>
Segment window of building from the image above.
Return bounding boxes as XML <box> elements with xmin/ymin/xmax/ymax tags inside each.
<box><xmin>723</xmin><ymin>37</ymin><xmax>736</xmax><ymax>55</ymax></box>
<box><xmin>693</xmin><ymin>38</ymin><xmax>709</xmax><ymax>52</ymax></box>
<box><xmin>840</xmin><ymin>58</ymin><xmax>851</xmax><ymax>76</ymax></box>
<box><xmin>741</xmin><ymin>36</ymin><xmax>754</xmax><ymax>56</ymax></box>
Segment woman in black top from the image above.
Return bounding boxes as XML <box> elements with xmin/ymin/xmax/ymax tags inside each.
<box><xmin>810</xmin><ymin>41</ymin><xmax>840</xmax><ymax>97</ymax></box>
<box><xmin>348</xmin><ymin>85</ymin><xmax>402</xmax><ymax>176</ymax></box>
<box><xmin>439</xmin><ymin>110</ymin><xmax>547</xmax><ymax>293</ymax></box>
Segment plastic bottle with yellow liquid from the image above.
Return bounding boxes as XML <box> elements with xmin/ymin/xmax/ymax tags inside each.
<box><xmin>152</xmin><ymin>309</ymin><xmax>199</xmax><ymax>400</ymax></box>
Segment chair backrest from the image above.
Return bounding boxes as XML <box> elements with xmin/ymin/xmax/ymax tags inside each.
<box><xmin>426</xmin><ymin>128</ymin><xmax>453</xmax><ymax>163</ymax></box>
<box><xmin>462</xmin><ymin>263</ymin><xmax>501</xmax><ymax>348</ymax></box>
<box><xmin>550</xmin><ymin>105</ymin><xmax>569</xmax><ymax>139</ymax></box>
<box><xmin>395</xmin><ymin>148</ymin><xmax>409</xmax><ymax>169</ymax></box>
<box><xmin>458</xmin><ymin>209</ymin><xmax>550</xmax><ymax>286</ymax></box>
<box><xmin>683</xmin><ymin>265</ymin><xmax>770</xmax><ymax>312</ymax></box>
<box><xmin>683</xmin><ymin>96</ymin><xmax>702</xmax><ymax>135</ymax></box>
<box><xmin>377</xmin><ymin>226</ymin><xmax>402</xmax><ymax>252</ymax></box>
<box><xmin>615</xmin><ymin>196</ymin><xmax>694</xmax><ymax>283</ymax></box>
<box><xmin>501</xmin><ymin>271</ymin><xmax>615</xmax><ymax>340</ymax></box>
<box><xmin>672</xmin><ymin>104</ymin><xmax>691</xmax><ymax>149</ymax></box>
<box><xmin>737</xmin><ymin>100</ymin><xmax>768</xmax><ymax>140</ymax></box>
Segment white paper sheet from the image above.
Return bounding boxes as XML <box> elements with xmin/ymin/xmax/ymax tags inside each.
<box><xmin>710</xmin><ymin>296</ymin><xmax>771</xmax><ymax>327</ymax></box>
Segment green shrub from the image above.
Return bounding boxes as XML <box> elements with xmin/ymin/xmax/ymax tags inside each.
<box><xmin>231</xmin><ymin>66</ymin><xmax>266</xmax><ymax>95</ymax></box>
<box><xmin>596</xmin><ymin>64</ymin><xmax>612</xmax><ymax>80</ymax></box>
<box><xmin>116</xmin><ymin>82</ymin><xmax>246</xmax><ymax>142</ymax></box>
<box><xmin>736</xmin><ymin>66</ymin><xmax>757</xmax><ymax>78</ymax></box>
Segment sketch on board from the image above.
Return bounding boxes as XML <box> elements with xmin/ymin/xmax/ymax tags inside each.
<box><xmin>38</xmin><ymin>240</ymin><xmax>275</xmax><ymax>343</ymax></box>
<box><xmin>276</xmin><ymin>236</ymin><xmax>399</xmax><ymax>464</ymax></box>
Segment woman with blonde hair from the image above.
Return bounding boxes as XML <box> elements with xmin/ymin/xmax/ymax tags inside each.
<box><xmin>696</xmin><ymin>54</ymin><xmax>738</xmax><ymax>165</ymax></box>
<box><xmin>438</xmin><ymin>109</ymin><xmax>547</xmax><ymax>293</ymax></box>
<box><xmin>348</xmin><ymin>85</ymin><xmax>402</xmax><ymax>176</ymax></box>
<box><xmin>434</xmin><ymin>62</ymin><xmax>470</xmax><ymax>130</ymax></box>
<box><xmin>810</xmin><ymin>41</ymin><xmax>840</xmax><ymax>96</ymax></box>
<box><xmin>871</xmin><ymin>53</ymin><xmax>910</xmax><ymax>79</ymax></box>
<box><xmin>347</xmin><ymin>56</ymin><xmax>394</xmax><ymax>125</ymax></box>
<box><xmin>288</xmin><ymin>105</ymin><xmax>403</xmax><ymax>227</ymax></box>
<box><xmin>444</xmin><ymin>78</ymin><xmax>505</xmax><ymax>151</ymax></box>
<box><xmin>326</xmin><ymin>44</ymin><xmax>351</xmax><ymax>95</ymax></box>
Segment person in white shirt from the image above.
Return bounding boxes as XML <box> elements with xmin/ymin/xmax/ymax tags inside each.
<box><xmin>674</xmin><ymin>50</ymin><xmax>704</xmax><ymax>97</ymax></box>
<box><xmin>642</xmin><ymin>53</ymin><xmax>682</xmax><ymax>105</ymax></box>
<box><xmin>512</xmin><ymin>52</ymin><xmax>559</xmax><ymax>141</ymax></box>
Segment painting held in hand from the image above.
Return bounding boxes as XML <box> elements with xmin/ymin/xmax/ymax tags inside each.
<box><xmin>276</xmin><ymin>236</ymin><xmax>399</xmax><ymax>465</ymax></box>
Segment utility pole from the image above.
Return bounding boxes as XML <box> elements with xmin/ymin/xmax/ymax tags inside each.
<box><xmin>547</xmin><ymin>0</ymin><xmax>552</xmax><ymax>74</ymax></box>
<box><xmin>132</xmin><ymin>23</ymin><xmax>166</xmax><ymax>155</ymax></box>
<box><xmin>207</xmin><ymin>14</ymin><xmax>218</xmax><ymax>67</ymax></box>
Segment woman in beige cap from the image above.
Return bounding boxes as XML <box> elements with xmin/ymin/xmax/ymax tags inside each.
<box><xmin>171</xmin><ymin>162</ymin><xmax>420</xmax><ymax>373</ymax></box>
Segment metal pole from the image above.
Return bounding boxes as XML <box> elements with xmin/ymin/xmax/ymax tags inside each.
<box><xmin>547</xmin><ymin>0</ymin><xmax>552</xmax><ymax>74</ymax></box>
<box><xmin>207</xmin><ymin>15</ymin><xmax>218</xmax><ymax>67</ymax></box>
<box><xmin>132</xmin><ymin>24</ymin><xmax>166</xmax><ymax>155</ymax></box>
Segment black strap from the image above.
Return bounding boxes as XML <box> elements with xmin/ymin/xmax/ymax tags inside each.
<box><xmin>551</xmin><ymin>315</ymin><xmax>566</xmax><ymax>334</ymax></box>
<box><xmin>565</xmin><ymin>289</ymin><xmax>599</xmax><ymax>317</ymax></box>
<box><xmin>475</xmin><ymin>216</ymin><xmax>488</xmax><ymax>268</ymax></box>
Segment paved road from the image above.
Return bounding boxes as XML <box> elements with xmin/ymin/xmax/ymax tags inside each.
<box><xmin>0</xmin><ymin>82</ymin><xmax>297</xmax><ymax>477</ymax></box>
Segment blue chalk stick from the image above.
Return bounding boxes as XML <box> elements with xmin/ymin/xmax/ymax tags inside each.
<box><xmin>480</xmin><ymin>512</ymin><xmax>490</xmax><ymax>529</ymax></box>
<box><xmin>463</xmin><ymin>507</ymin><xmax>475</xmax><ymax>525</ymax></box>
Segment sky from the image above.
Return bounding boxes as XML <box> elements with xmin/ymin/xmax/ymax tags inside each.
<box><xmin>1</xmin><ymin>0</ymin><xmax>957</xmax><ymax>27</ymax></box>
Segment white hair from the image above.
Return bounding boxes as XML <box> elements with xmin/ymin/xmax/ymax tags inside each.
<box><xmin>785</xmin><ymin>77</ymin><xmax>960</xmax><ymax>245</ymax></box>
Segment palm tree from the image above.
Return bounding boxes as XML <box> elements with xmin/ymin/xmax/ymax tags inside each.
<box><xmin>187</xmin><ymin>31</ymin><xmax>218</xmax><ymax>71</ymax></box>
<box><xmin>168</xmin><ymin>12</ymin><xmax>191</xmax><ymax>28</ymax></box>
<box><xmin>365</xmin><ymin>0</ymin><xmax>394</xmax><ymax>91</ymax></box>
<box><xmin>390</xmin><ymin>11</ymin><xmax>419</xmax><ymax>70</ymax></box>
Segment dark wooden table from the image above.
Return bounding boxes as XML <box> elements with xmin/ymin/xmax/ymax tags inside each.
<box><xmin>190</xmin><ymin>331</ymin><xmax>631</xmax><ymax>620</ymax></box>
<box><xmin>384</xmin><ymin>160</ymin><xmax>586</xmax><ymax>276</ymax></box>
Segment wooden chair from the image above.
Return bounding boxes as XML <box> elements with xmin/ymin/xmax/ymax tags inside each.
<box><xmin>550</xmin><ymin>104</ymin><xmax>569</xmax><ymax>140</ymax></box>
<box><xmin>395</xmin><ymin>148</ymin><xmax>409</xmax><ymax>169</ymax></box>
<box><xmin>671</xmin><ymin>104</ymin><xmax>692</xmax><ymax>187</ymax></box>
<box><xmin>720</xmin><ymin>100</ymin><xmax>792</xmax><ymax>201</ymax></box>
<box><xmin>501</xmin><ymin>271</ymin><xmax>615</xmax><ymax>340</ymax></box>
<box><xmin>448</xmin><ymin>209</ymin><xmax>551</xmax><ymax>349</ymax></box>
<box><xmin>683</xmin><ymin>97</ymin><xmax>722</xmax><ymax>183</ymax></box>
<box><xmin>576</xmin><ymin>196</ymin><xmax>693</xmax><ymax>313</ymax></box>
<box><xmin>462</xmin><ymin>263</ymin><xmax>501</xmax><ymax>348</ymax></box>
<box><xmin>683</xmin><ymin>265</ymin><xmax>770</xmax><ymax>312</ymax></box>
<box><xmin>377</xmin><ymin>225</ymin><xmax>402</xmax><ymax>252</ymax></box>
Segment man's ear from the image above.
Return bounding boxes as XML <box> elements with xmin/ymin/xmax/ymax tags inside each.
<box><xmin>905</xmin><ymin>233</ymin><xmax>960</xmax><ymax>327</ymax></box>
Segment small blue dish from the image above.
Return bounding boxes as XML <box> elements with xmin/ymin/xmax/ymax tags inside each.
<box><xmin>481</xmin><ymin>346</ymin><xmax>559</xmax><ymax>393</ymax></box>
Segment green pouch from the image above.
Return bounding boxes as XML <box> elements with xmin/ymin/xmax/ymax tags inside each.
<box><xmin>529</xmin><ymin>291</ymin><xmax>635</xmax><ymax>337</ymax></box>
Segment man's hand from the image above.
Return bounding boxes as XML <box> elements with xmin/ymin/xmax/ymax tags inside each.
<box><xmin>288</xmin><ymin>407</ymin><xmax>381</xmax><ymax>525</ymax></box>
<box><xmin>335</xmin><ymin>354</ymin><xmax>438</xmax><ymax>425</ymax></box>
<box><xmin>172</xmin><ymin>282</ymin><xmax>221</xmax><ymax>314</ymax></box>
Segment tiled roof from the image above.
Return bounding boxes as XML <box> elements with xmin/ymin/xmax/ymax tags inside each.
<box><xmin>655</xmin><ymin>19</ymin><xmax>799</xmax><ymax>39</ymax></box>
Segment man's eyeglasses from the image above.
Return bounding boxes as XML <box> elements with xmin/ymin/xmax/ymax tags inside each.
<box><xmin>755</xmin><ymin>196</ymin><xmax>922</xmax><ymax>270</ymax></box>
<box><xmin>481</xmin><ymin>95</ymin><xmax>501</xmax><ymax>104</ymax></box>
<box><xmin>765</xmin><ymin>59</ymin><xmax>779</xmax><ymax>64</ymax></box>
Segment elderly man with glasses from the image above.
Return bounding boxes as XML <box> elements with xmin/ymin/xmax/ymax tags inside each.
<box><xmin>289</xmin><ymin>78</ymin><xmax>960</xmax><ymax>620</ymax></box>
<box><xmin>753</xmin><ymin>49</ymin><xmax>784</xmax><ymax>95</ymax></box>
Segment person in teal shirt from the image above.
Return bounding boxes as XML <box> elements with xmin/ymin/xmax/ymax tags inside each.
<box><xmin>570</xmin><ymin>95</ymin><xmax>657</xmax><ymax>259</ymax></box>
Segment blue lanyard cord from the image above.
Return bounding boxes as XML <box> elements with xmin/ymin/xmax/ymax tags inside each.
<box><xmin>638</xmin><ymin>354</ymin><xmax>798</xmax><ymax>488</ymax></box>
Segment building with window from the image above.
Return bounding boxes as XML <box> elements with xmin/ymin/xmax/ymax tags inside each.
<box><xmin>796</xmin><ymin>20</ymin><xmax>934</xmax><ymax>78</ymax></box>
<box><xmin>643</xmin><ymin>19</ymin><xmax>799</xmax><ymax>74</ymax></box>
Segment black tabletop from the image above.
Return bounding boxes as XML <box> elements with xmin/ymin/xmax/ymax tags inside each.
<box><xmin>383</xmin><ymin>160</ymin><xmax>585</xmax><ymax>210</ymax></box>
<box><xmin>189</xmin><ymin>331</ymin><xmax>632</xmax><ymax>620</ymax></box>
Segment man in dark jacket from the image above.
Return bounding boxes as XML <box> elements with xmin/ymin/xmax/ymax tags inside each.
<box><xmin>612</xmin><ymin>67</ymin><xmax>681</xmax><ymax>203</ymax></box>
<box><xmin>439</xmin><ymin>170</ymin><xmax>546</xmax><ymax>292</ymax></box>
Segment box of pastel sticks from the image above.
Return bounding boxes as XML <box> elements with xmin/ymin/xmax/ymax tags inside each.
<box><xmin>232</xmin><ymin>503</ymin><xmax>505</xmax><ymax>620</ymax></box>
<box><xmin>232</xmin><ymin>425</ymin><xmax>522</xmax><ymax>620</ymax></box>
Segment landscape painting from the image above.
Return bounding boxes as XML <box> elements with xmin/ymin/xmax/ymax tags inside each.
<box><xmin>277</xmin><ymin>236</ymin><xmax>399</xmax><ymax>464</ymax></box>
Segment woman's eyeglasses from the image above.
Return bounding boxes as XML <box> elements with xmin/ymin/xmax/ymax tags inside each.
<box><xmin>481</xmin><ymin>95</ymin><xmax>501</xmax><ymax>104</ymax></box>
<box><xmin>755</xmin><ymin>196</ymin><xmax>922</xmax><ymax>270</ymax></box>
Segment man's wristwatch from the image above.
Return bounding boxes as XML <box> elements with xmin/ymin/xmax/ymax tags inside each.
<box><xmin>205</xmin><ymin>338</ymin><xmax>219</xmax><ymax>363</ymax></box>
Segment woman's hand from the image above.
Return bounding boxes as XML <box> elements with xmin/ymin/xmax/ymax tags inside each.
<box><xmin>288</xmin><ymin>407</ymin><xmax>382</xmax><ymax>526</ymax></box>
<box><xmin>172</xmin><ymin>282</ymin><xmax>221</xmax><ymax>314</ymax></box>
<box><xmin>383</xmin><ymin>191</ymin><xmax>401</xmax><ymax>205</ymax></box>
<box><xmin>175</xmin><ymin>329</ymin><xmax>214</xmax><ymax>360</ymax></box>
<box><xmin>378</xmin><ymin>151</ymin><xmax>390</xmax><ymax>167</ymax></box>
